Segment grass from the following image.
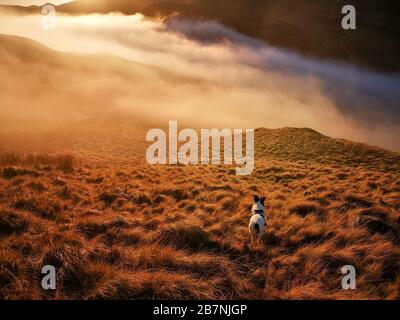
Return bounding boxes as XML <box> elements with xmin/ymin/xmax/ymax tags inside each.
<box><xmin>0</xmin><ymin>125</ymin><xmax>399</xmax><ymax>300</ymax></box>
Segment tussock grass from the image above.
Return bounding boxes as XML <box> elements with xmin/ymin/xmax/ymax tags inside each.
<box><xmin>0</xmin><ymin>126</ymin><xmax>399</xmax><ymax>300</ymax></box>
<box><xmin>158</xmin><ymin>223</ymin><xmax>218</xmax><ymax>252</ymax></box>
<box><xmin>0</xmin><ymin>210</ymin><xmax>29</xmax><ymax>235</ymax></box>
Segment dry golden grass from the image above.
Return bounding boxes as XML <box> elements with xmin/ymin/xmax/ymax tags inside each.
<box><xmin>0</xmin><ymin>122</ymin><xmax>399</xmax><ymax>300</ymax></box>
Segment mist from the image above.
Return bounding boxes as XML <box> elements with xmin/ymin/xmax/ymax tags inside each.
<box><xmin>0</xmin><ymin>12</ymin><xmax>399</xmax><ymax>150</ymax></box>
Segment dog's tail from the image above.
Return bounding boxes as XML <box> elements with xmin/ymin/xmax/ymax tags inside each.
<box><xmin>254</xmin><ymin>223</ymin><xmax>260</xmax><ymax>234</ymax></box>
<box><xmin>250</xmin><ymin>222</ymin><xmax>260</xmax><ymax>243</ymax></box>
<box><xmin>250</xmin><ymin>222</ymin><xmax>260</xmax><ymax>237</ymax></box>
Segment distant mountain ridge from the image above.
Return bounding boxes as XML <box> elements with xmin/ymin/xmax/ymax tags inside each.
<box><xmin>1</xmin><ymin>0</ymin><xmax>398</xmax><ymax>72</ymax></box>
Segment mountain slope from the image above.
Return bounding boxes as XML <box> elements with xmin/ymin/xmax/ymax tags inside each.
<box><xmin>55</xmin><ymin>0</ymin><xmax>400</xmax><ymax>72</ymax></box>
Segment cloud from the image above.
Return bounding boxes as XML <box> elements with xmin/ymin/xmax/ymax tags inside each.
<box><xmin>0</xmin><ymin>12</ymin><xmax>399</xmax><ymax>150</ymax></box>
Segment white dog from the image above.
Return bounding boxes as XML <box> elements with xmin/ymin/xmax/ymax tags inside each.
<box><xmin>249</xmin><ymin>195</ymin><xmax>266</xmax><ymax>243</ymax></box>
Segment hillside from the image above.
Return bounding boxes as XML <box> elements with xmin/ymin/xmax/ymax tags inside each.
<box><xmin>0</xmin><ymin>34</ymin><xmax>399</xmax><ymax>300</ymax></box>
<box><xmin>1</xmin><ymin>124</ymin><xmax>399</xmax><ymax>299</ymax></box>
<box><xmin>1</xmin><ymin>106</ymin><xmax>399</xmax><ymax>300</ymax></box>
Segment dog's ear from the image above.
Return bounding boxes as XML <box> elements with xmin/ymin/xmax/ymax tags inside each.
<box><xmin>260</xmin><ymin>197</ymin><xmax>266</xmax><ymax>206</ymax></box>
<box><xmin>253</xmin><ymin>195</ymin><xmax>260</xmax><ymax>203</ymax></box>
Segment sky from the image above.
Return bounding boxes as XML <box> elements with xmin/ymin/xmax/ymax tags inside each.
<box><xmin>0</xmin><ymin>0</ymin><xmax>70</xmax><ymax>5</ymax></box>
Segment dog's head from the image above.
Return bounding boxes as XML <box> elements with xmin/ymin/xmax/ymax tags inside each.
<box><xmin>252</xmin><ymin>195</ymin><xmax>266</xmax><ymax>212</ymax></box>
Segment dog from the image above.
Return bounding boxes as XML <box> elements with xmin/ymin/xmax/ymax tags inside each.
<box><xmin>249</xmin><ymin>195</ymin><xmax>266</xmax><ymax>244</ymax></box>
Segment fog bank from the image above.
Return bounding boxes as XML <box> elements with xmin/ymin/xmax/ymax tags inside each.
<box><xmin>0</xmin><ymin>13</ymin><xmax>399</xmax><ymax>150</ymax></box>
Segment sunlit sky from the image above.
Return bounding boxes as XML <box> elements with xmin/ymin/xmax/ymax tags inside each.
<box><xmin>0</xmin><ymin>0</ymin><xmax>71</xmax><ymax>5</ymax></box>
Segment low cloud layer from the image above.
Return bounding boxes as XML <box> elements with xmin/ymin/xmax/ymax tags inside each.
<box><xmin>0</xmin><ymin>13</ymin><xmax>399</xmax><ymax>150</ymax></box>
